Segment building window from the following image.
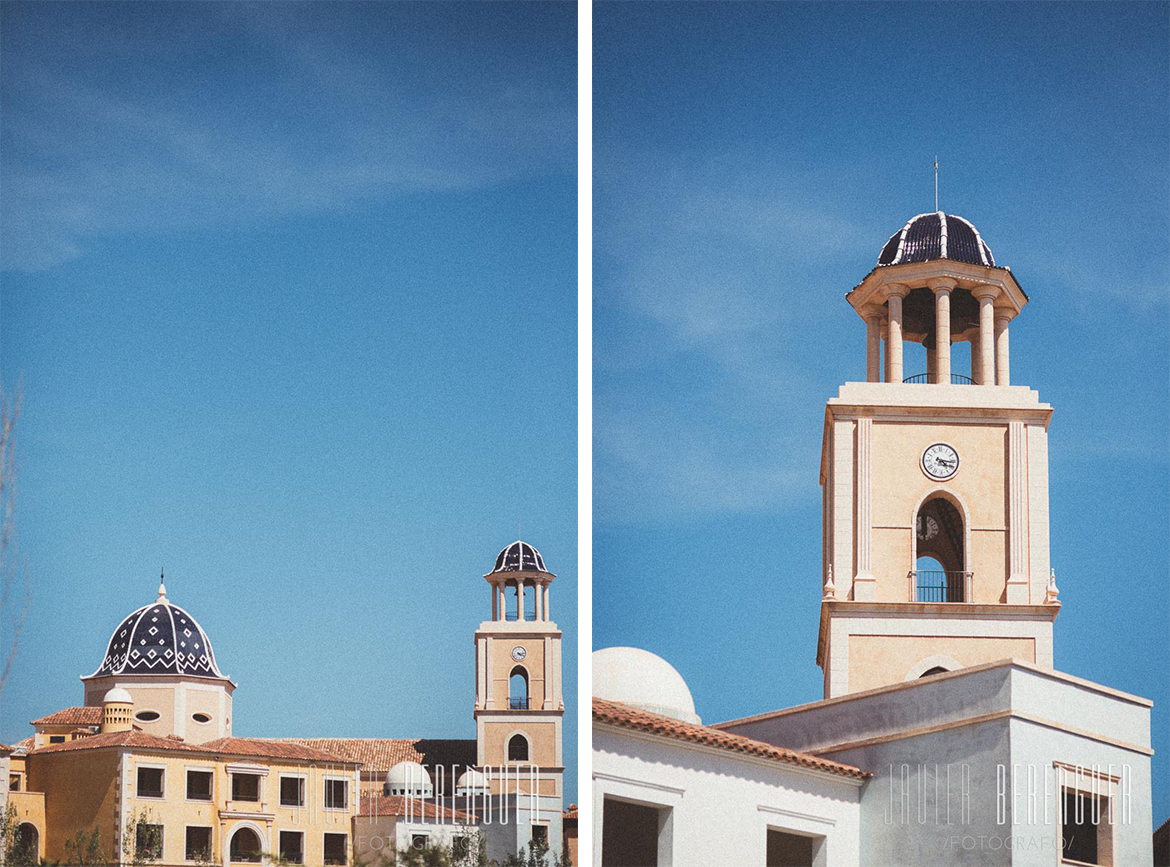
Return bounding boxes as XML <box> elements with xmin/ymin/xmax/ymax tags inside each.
<box><xmin>186</xmin><ymin>770</ymin><xmax>213</xmax><ymax>801</ymax></box>
<box><xmin>192</xmin><ymin>712</ymin><xmax>212</xmax><ymax>724</ymax></box>
<box><xmin>279</xmin><ymin>831</ymin><xmax>305</xmax><ymax>865</ymax></box>
<box><xmin>531</xmin><ymin>825</ymin><xmax>549</xmax><ymax>846</ymax></box>
<box><xmin>137</xmin><ymin>767</ymin><xmax>165</xmax><ymax>799</ymax></box>
<box><xmin>48</xmin><ymin>736</ymin><xmax>65</xmax><ymax>744</ymax></box>
<box><xmin>135</xmin><ymin>710</ymin><xmax>161</xmax><ymax>722</ymax></box>
<box><xmin>185</xmin><ymin>827</ymin><xmax>212</xmax><ymax>862</ymax></box>
<box><xmin>324</xmin><ymin>778</ymin><xmax>348</xmax><ymax>810</ymax></box>
<box><xmin>453</xmin><ymin>836</ymin><xmax>470</xmax><ymax>855</ymax></box>
<box><xmin>410</xmin><ymin>834</ymin><xmax>429</xmax><ymax>850</ymax></box>
<box><xmin>602</xmin><ymin>798</ymin><xmax>668</xmax><ymax>867</ymax></box>
<box><xmin>1061</xmin><ymin>787</ymin><xmax>1112</xmax><ymax>865</ymax></box>
<box><xmin>229</xmin><ymin>827</ymin><xmax>262</xmax><ymax>863</ymax></box>
<box><xmin>766</xmin><ymin>828</ymin><xmax>819</xmax><ymax>866</ymax></box>
<box><xmin>508</xmin><ymin>733</ymin><xmax>529</xmax><ymax>762</ymax></box>
<box><xmin>280</xmin><ymin>776</ymin><xmax>306</xmax><ymax>807</ymax></box>
<box><xmin>920</xmin><ymin>666</ymin><xmax>949</xmax><ymax>678</ymax></box>
<box><xmin>509</xmin><ymin>667</ymin><xmax>529</xmax><ymax>710</ymax></box>
<box><xmin>323</xmin><ymin>833</ymin><xmax>348</xmax><ymax>866</ymax></box>
<box><xmin>8</xmin><ymin>774</ymin><xmax>21</xmax><ymax>792</ymax></box>
<box><xmin>135</xmin><ymin>823</ymin><xmax>164</xmax><ymax>862</ymax></box>
<box><xmin>232</xmin><ymin>773</ymin><xmax>261</xmax><ymax>802</ymax></box>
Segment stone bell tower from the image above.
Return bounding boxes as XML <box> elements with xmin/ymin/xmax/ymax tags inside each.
<box><xmin>817</xmin><ymin>212</ymin><xmax>1062</xmax><ymax>699</ymax></box>
<box><xmin>475</xmin><ymin>540</ymin><xmax>564</xmax><ymax>854</ymax></box>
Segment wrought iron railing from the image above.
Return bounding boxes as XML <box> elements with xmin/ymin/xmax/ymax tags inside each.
<box><xmin>910</xmin><ymin>570</ymin><xmax>971</xmax><ymax>603</ymax></box>
<box><xmin>504</xmin><ymin>611</ymin><xmax>536</xmax><ymax>622</ymax></box>
<box><xmin>509</xmin><ymin>697</ymin><xmax>529</xmax><ymax>710</ymax></box>
<box><xmin>903</xmin><ymin>373</ymin><xmax>976</xmax><ymax>385</ymax></box>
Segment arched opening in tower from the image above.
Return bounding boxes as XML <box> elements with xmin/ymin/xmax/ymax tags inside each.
<box><xmin>523</xmin><ymin>580</ymin><xmax>537</xmax><ymax>619</ymax></box>
<box><xmin>505</xmin><ymin>580</ymin><xmax>520</xmax><ymax>621</ymax></box>
<box><xmin>915</xmin><ymin>496</ymin><xmax>965</xmax><ymax>601</ymax></box>
<box><xmin>509</xmin><ymin>666</ymin><xmax>529</xmax><ymax>710</ymax></box>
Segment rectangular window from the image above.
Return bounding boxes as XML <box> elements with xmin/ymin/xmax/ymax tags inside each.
<box><xmin>49</xmin><ymin>736</ymin><xmax>65</xmax><ymax>744</ymax></box>
<box><xmin>185</xmin><ymin>827</ymin><xmax>212</xmax><ymax>862</ymax></box>
<box><xmin>410</xmin><ymin>834</ymin><xmax>429</xmax><ymax>850</ymax></box>
<box><xmin>186</xmin><ymin>770</ymin><xmax>213</xmax><ymax>801</ymax></box>
<box><xmin>137</xmin><ymin>766</ymin><xmax>165</xmax><ymax>799</ymax></box>
<box><xmin>766</xmin><ymin>828</ymin><xmax>817</xmax><ymax>867</ymax></box>
<box><xmin>8</xmin><ymin>774</ymin><xmax>20</xmax><ymax>792</ymax></box>
<box><xmin>602</xmin><ymin>798</ymin><xmax>668</xmax><ymax>867</ymax></box>
<box><xmin>531</xmin><ymin>825</ymin><xmax>549</xmax><ymax>846</ymax></box>
<box><xmin>279</xmin><ymin>831</ymin><xmax>304</xmax><ymax>865</ymax></box>
<box><xmin>135</xmin><ymin>823</ymin><xmax>164</xmax><ymax>862</ymax></box>
<box><xmin>1062</xmin><ymin>788</ymin><xmax>1107</xmax><ymax>865</ymax></box>
<box><xmin>453</xmin><ymin>837</ymin><xmax>470</xmax><ymax>855</ymax></box>
<box><xmin>324</xmin><ymin>778</ymin><xmax>348</xmax><ymax>810</ymax></box>
<box><xmin>232</xmin><ymin>773</ymin><xmax>261</xmax><ymax>802</ymax></box>
<box><xmin>280</xmin><ymin>775</ymin><xmax>305</xmax><ymax>807</ymax></box>
<box><xmin>323</xmin><ymin>833</ymin><xmax>347</xmax><ymax>866</ymax></box>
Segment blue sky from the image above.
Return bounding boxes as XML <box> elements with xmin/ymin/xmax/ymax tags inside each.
<box><xmin>594</xmin><ymin>1</ymin><xmax>1169</xmax><ymax>822</ymax></box>
<box><xmin>0</xmin><ymin>2</ymin><xmax>578</xmax><ymax>800</ymax></box>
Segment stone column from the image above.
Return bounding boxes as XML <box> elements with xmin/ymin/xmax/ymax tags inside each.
<box><xmin>534</xmin><ymin>581</ymin><xmax>543</xmax><ymax>620</ymax></box>
<box><xmin>926</xmin><ymin>276</ymin><xmax>954</xmax><ymax>381</ymax></box>
<box><xmin>885</xmin><ymin>284</ymin><xmax>907</xmax><ymax>383</ymax></box>
<box><xmin>864</xmin><ymin>307</ymin><xmax>882</xmax><ymax>382</ymax></box>
<box><xmin>974</xmin><ymin>285</ymin><xmax>999</xmax><ymax>385</ymax></box>
<box><xmin>853</xmin><ymin>417</ymin><xmax>876</xmax><ymax>601</ymax></box>
<box><xmin>491</xmin><ymin>584</ymin><xmax>498</xmax><ymax>620</ymax></box>
<box><xmin>995</xmin><ymin>312</ymin><xmax>1011</xmax><ymax>385</ymax></box>
<box><xmin>1007</xmin><ymin>421</ymin><xmax>1029</xmax><ymax>603</ymax></box>
<box><xmin>543</xmin><ymin>584</ymin><xmax>550</xmax><ymax>620</ymax></box>
<box><xmin>971</xmin><ymin>328</ymin><xmax>983</xmax><ymax>385</ymax></box>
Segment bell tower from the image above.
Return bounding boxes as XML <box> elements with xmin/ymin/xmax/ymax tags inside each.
<box><xmin>475</xmin><ymin>540</ymin><xmax>564</xmax><ymax>851</ymax></box>
<box><xmin>817</xmin><ymin>212</ymin><xmax>1062</xmax><ymax>699</ymax></box>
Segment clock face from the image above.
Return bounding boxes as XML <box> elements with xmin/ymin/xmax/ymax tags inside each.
<box><xmin>511</xmin><ymin>645</ymin><xmax>527</xmax><ymax>662</ymax></box>
<box><xmin>921</xmin><ymin>443</ymin><xmax>960</xmax><ymax>480</ymax></box>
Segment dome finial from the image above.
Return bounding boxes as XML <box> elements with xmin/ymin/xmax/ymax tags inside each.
<box><xmin>157</xmin><ymin>568</ymin><xmax>167</xmax><ymax>601</ymax></box>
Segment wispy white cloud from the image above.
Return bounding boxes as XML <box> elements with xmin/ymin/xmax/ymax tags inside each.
<box><xmin>0</xmin><ymin>6</ymin><xmax>573</xmax><ymax>272</ymax></box>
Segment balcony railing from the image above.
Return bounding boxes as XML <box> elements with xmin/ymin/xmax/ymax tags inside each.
<box><xmin>509</xmin><ymin>697</ymin><xmax>529</xmax><ymax>710</ymax></box>
<box><xmin>504</xmin><ymin>611</ymin><xmax>537</xmax><ymax>622</ymax></box>
<box><xmin>910</xmin><ymin>570</ymin><xmax>971</xmax><ymax>603</ymax></box>
<box><xmin>903</xmin><ymin>373</ymin><xmax>976</xmax><ymax>385</ymax></box>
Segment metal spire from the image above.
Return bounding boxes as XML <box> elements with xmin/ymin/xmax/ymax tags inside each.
<box><xmin>934</xmin><ymin>156</ymin><xmax>939</xmax><ymax>212</ymax></box>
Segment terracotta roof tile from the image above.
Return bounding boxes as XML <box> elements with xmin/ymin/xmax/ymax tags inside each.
<box><xmin>35</xmin><ymin>730</ymin><xmax>205</xmax><ymax>754</ymax></box>
<box><xmin>357</xmin><ymin>792</ymin><xmax>476</xmax><ymax>821</ymax></box>
<box><xmin>563</xmin><ymin>805</ymin><xmax>578</xmax><ymax>820</ymax></box>
<box><xmin>199</xmin><ymin>738</ymin><xmax>359</xmax><ymax>764</ymax></box>
<box><xmin>30</xmin><ymin>706</ymin><xmax>101</xmax><ymax>726</ymax></box>
<box><xmin>268</xmin><ymin>738</ymin><xmax>477</xmax><ymax>775</ymax></box>
<box><xmin>593</xmin><ymin>698</ymin><xmax>868</xmax><ymax>780</ymax></box>
<box><xmin>0</xmin><ymin>743</ymin><xmax>13</xmax><ymax>755</ymax></box>
<box><xmin>32</xmin><ymin>732</ymin><xmax>357</xmax><ymax>765</ymax></box>
<box><xmin>13</xmin><ymin>736</ymin><xmax>34</xmax><ymax>751</ymax></box>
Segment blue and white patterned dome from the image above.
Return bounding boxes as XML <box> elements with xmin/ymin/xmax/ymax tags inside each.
<box><xmin>90</xmin><ymin>582</ymin><xmax>226</xmax><ymax>679</ymax></box>
<box><xmin>491</xmin><ymin>540</ymin><xmax>548</xmax><ymax>574</ymax></box>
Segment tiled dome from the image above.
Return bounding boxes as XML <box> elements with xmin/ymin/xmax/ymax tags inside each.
<box><xmin>91</xmin><ymin>583</ymin><xmax>225</xmax><ymax>680</ymax></box>
<box><xmin>877</xmin><ymin>212</ymin><xmax>995</xmax><ymax>268</ymax></box>
<box><xmin>491</xmin><ymin>540</ymin><xmax>548</xmax><ymax>574</ymax></box>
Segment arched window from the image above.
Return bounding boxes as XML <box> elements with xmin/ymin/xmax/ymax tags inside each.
<box><xmin>914</xmin><ymin>495</ymin><xmax>966</xmax><ymax>602</ymax></box>
<box><xmin>509</xmin><ymin>666</ymin><xmax>529</xmax><ymax>710</ymax></box>
<box><xmin>229</xmin><ymin>827</ymin><xmax>262</xmax><ymax>863</ymax></box>
<box><xmin>505</xmin><ymin>581</ymin><xmax>519</xmax><ymax>621</ymax></box>
<box><xmin>920</xmin><ymin>666</ymin><xmax>949</xmax><ymax>678</ymax></box>
<box><xmin>523</xmin><ymin>580</ymin><xmax>536</xmax><ymax>620</ymax></box>
<box><xmin>508</xmin><ymin>733</ymin><xmax>529</xmax><ymax>762</ymax></box>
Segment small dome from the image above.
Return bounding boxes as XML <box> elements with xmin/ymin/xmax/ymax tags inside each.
<box><xmin>384</xmin><ymin>761</ymin><xmax>433</xmax><ymax>796</ymax></box>
<box><xmin>877</xmin><ymin>212</ymin><xmax>995</xmax><ymax>268</ymax></box>
<box><xmin>456</xmin><ymin>768</ymin><xmax>489</xmax><ymax>793</ymax></box>
<box><xmin>491</xmin><ymin>540</ymin><xmax>548</xmax><ymax>574</ymax></box>
<box><xmin>102</xmin><ymin>688</ymin><xmax>133</xmax><ymax>704</ymax></box>
<box><xmin>592</xmin><ymin>647</ymin><xmax>700</xmax><ymax>724</ymax></box>
<box><xmin>90</xmin><ymin>583</ymin><xmax>226</xmax><ymax>680</ymax></box>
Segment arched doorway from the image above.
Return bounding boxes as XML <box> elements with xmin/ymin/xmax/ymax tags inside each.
<box><xmin>13</xmin><ymin>823</ymin><xmax>38</xmax><ymax>865</ymax></box>
<box><xmin>914</xmin><ymin>495</ymin><xmax>967</xmax><ymax>602</ymax></box>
